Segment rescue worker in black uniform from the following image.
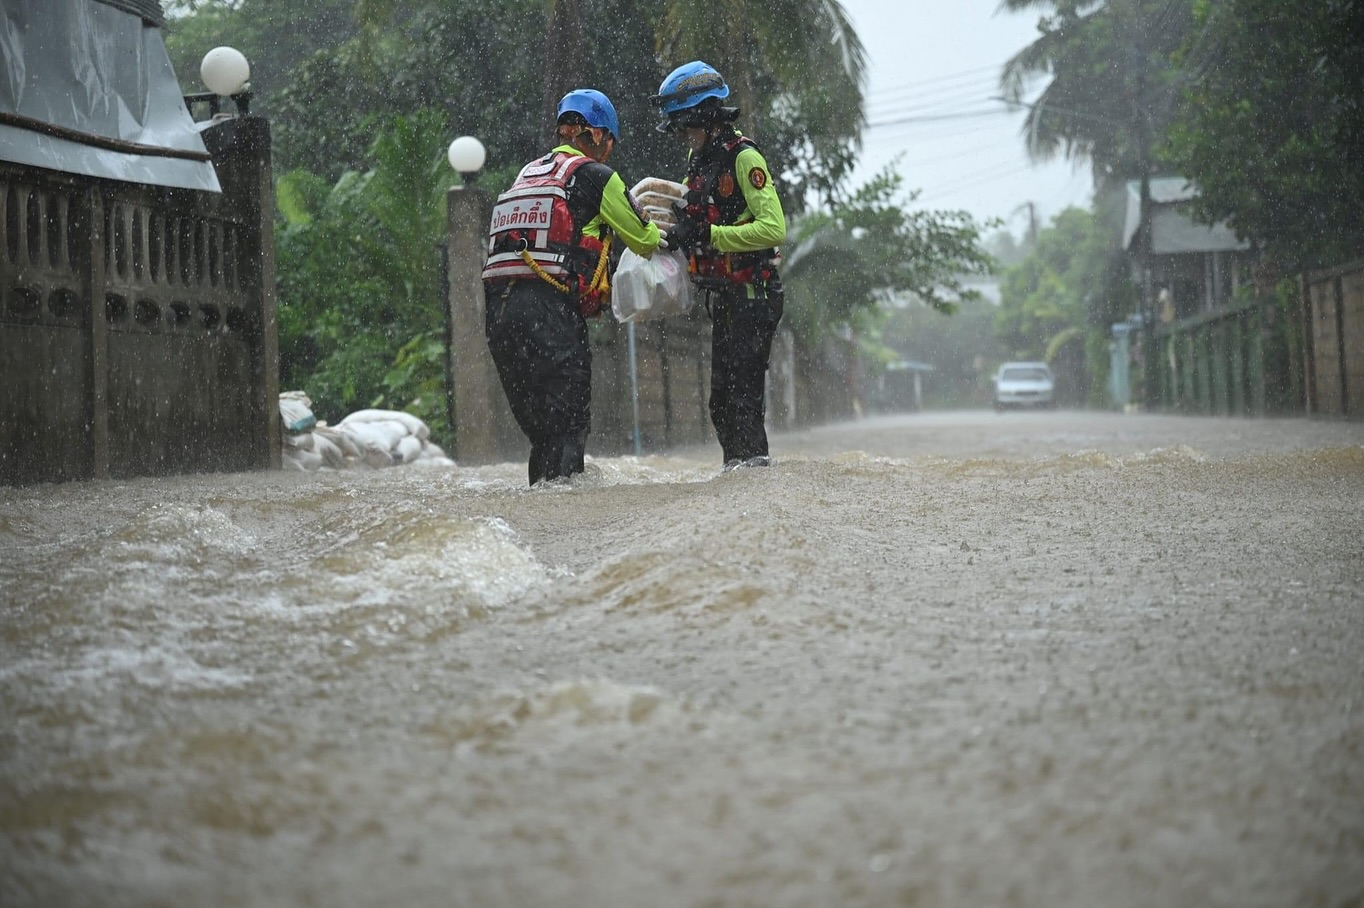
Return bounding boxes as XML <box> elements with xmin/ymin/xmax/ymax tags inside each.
<box><xmin>652</xmin><ymin>61</ymin><xmax>788</xmax><ymax>471</ymax></box>
<box><xmin>482</xmin><ymin>89</ymin><xmax>662</xmax><ymax>486</ymax></box>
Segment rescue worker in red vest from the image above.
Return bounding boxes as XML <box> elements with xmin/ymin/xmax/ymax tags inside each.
<box><xmin>652</xmin><ymin>61</ymin><xmax>787</xmax><ymax>471</ymax></box>
<box><xmin>483</xmin><ymin>89</ymin><xmax>662</xmax><ymax>486</ymax></box>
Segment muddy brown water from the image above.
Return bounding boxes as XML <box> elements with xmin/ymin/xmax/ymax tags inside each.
<box><xmin>3</xmin><ymin>411</ymin><xmax>1362</xmax><ymax>908</ymax></box>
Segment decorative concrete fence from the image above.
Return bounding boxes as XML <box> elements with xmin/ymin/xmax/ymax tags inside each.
<box><xmin>0</xmin><ymin>117</ymin><xmax>279</xmax><ymax>484</ymax></box>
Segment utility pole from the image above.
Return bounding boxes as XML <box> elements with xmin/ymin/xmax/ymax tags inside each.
<box><xmin>1010</xmin><ymin>201</ymin><xmax>1039</xmax><ymax>248</ymax></box>
<box><xmin>1132</xmin><ymin>25</ymin><xmax>1159</xmax><ymax>412</ymax></box>
<box><xmin>1138</xmin><ymin>167</ymin><xmax>1157</xmax><ymax>410</ymax></box>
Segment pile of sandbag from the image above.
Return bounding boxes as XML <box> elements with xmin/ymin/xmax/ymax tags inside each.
<box><xmin>632</xmin><ymin>178</ymin><xmax>688</xmax><ymax>230</ymax></box>
<box><xmin>279</xmin><ymin>392</ymin><xmax>456</xmax><ymax>472</ymax></box>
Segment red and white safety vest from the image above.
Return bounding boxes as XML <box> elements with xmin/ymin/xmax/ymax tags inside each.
<box><xmin>482</xmin><ymin>151</ymin><xmax>600</xmax><ymax>284</ymax></box>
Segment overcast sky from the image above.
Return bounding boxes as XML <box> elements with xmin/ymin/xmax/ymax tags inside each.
<box><xmin>839</xmin><ymin>0</ymin><xmax>1094</xmax><ymax>236</ymax></box>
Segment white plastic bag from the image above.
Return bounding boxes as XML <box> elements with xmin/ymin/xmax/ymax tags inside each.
<box><xmin>611</xmin><ymin>248</ymin><xmax>694</xmax><ymax>323</ymax></box>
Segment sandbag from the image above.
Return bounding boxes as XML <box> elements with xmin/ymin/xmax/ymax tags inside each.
<box><xmin>283</xmin><ymin>430</ymin><xmax>315</xmax><ymax>452</ymax></box>
<box><xmin>282</xmin><ymin>446</ymin><xmax>324</xmax><ymax>471</ymax></box>
<box><xmin>395</xmin><ymin>434</ymin><xmax>423</xmax><ymax>464</ymax></box>
<box><xmin>279</xmin><ymin>391</ymin><xmax>317</xmax><ymax>433</ymax></box>
<box><xmin>337</xmin><ymin>408</ymin><xmax>430</xmax><ymax>441</ymax></box>
<box><xmin>311</xmin><ymin>431</ymin><xmax>349</xmax><ymax>469</ymax></box>
<box><xmin>337</xmin><ymin>425</ymin><xmax>400</xmax><ymax>468</ymax></box>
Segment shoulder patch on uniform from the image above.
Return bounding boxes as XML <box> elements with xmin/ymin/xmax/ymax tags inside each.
<box><xmin>748</xmin><ymin>167</ymin><xmax>767</xmax><ymax>189</ymax></box>
<box><xmin>717</xmin><ymin>172</ymin><xmax>736</xmax><ymax>197</ymax></box>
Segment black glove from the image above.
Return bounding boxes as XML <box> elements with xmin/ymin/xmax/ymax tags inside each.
<box><xmin>667</xmin><ymin>202</ymin><xmax>710</xmax><ymax>250</ymax></box>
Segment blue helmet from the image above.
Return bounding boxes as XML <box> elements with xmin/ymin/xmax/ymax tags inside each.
<box><xmin>557</xmin><ymin>89</ymin><xmax>620</xmax><ymax>140</ymax></box>
<box><xmin>653</xmin><ymin>61</ymin><xmax>730</xmax><ymax>117</ymax></box>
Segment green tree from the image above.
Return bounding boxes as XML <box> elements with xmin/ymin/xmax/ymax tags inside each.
<box><xmin>994</xmin><ymin>205</ymin><xmax>1127</xmax><ymax>404</ymax></box>
<box><xmin>163</xmin><ymin>0</ymin><xmax>364</xmax><ymax>112</ymax></box>
<box><xmin>781</xmin><ymin>170</ymin><xmax>995</xmax><ymax>420</ymax></box>
<box><xmin>1163</xmin><ymin>0</ymin><xmax>1364</xmax><ymax>270</ymax></box>
<box><xmin>997</xmin><ymin>0</ymin><xmax>1192</xmax><ymax>180</ymax></box>
<box><xmin>271</xmin><ymin>0</ymin><xmax>552</xmax><ymax>181</ymax></box>
<box><xmin>784</xmin><ymin>170</ymin><xmax>993</xmax><ymax>344</ymax></box>
<box><xmin>275</xmin><ymin>111</ymin><xmax>452</xmax><ymax>433</ymax></box>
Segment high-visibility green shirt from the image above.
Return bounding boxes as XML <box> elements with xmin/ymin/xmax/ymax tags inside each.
<box><xmin>551</xmin><ymin>145</ymin><xmax>662</xmax><ymax>257</ymax></box>
<box><xmin>708</xmin><ymin>144</ymin><xmax>787</xmax><ymax>255</ymax></box>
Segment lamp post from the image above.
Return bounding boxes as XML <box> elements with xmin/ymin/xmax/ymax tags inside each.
<box><xmin>189</xmin><ymin>46</ymin><xmax>279</xmax><ymax>468</ymax></box>
<box><xmin>198</xmin><ymin>46</ymin><xmax>253</xmax><ymax>117</ymax></box>
<box><xmin>447</xmin><ymin>136</ymin><xmax>487</xmax><ymax>186</ymax></box>
<box><xmin>444</xmin><ymin>136</ymin><xmax>506</xmax><ymax>464</ymax></box>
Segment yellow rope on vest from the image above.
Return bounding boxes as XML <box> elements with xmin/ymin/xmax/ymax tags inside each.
<box><xmin>519</xmin><ymin>249</ymin><xmax>572</xmax><ymax>294</ymax></box>
<box><xmin>588</xmin><ymin>235</ymin><xmax>612</xmax><ymax>297</ymax></box>
<box><xmin>519</xmin><ymin>234</ymin><xmax>614</xmax><ymax>299</ymax></box>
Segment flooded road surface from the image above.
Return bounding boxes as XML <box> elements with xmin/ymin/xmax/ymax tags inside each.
<box><xmin>3</xmin><ymin>410</ymin><xmax>1363</xmax><ymax>908</ymax></box>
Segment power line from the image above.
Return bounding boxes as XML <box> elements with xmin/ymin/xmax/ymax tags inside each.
<box><xmin>867</xmin><ymin>104</ymin><xmax>1015</xmax><ymax>129</ymax></box>
<box><xmin>861</xmin><ymin>120</ymin><xmax>1026</xmax><ymax>155</ymax></box>
<box><xmin>868</xmin><ymin>78</ymin><xmax>1002</xmax><ymax>111</ymax></box>
<box><xmin>991</xmin><ymin>95</ymin><xmax>1126</xmax><ymax>127</ymax></box>
<box><xmin>865</xmin><ymin>62</ymin><xmax>1002</xmax><ymax>100</ymax></box>
<box><xmin>866</xmin><ymin>81</ymin><xmax>1004</xmax><ymax>120</ymax></box>
<box><xmin>917</xmin><ymin>161</ymin><xmax>1038</xmax><ymax>201</ymax></box>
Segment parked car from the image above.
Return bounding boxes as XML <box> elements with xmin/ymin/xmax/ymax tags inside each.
<box><xmin>993</xmin><ymin>361</ymin><xmax>1055</xmax><ymax>411</ymax></box>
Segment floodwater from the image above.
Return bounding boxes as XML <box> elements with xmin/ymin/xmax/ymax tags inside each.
<box><xmin>3</xmin><ymin>410</ymin><xmax>1363</xmax><ymax>908</ymax></box>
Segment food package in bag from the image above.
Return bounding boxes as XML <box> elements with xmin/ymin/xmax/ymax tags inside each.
<box><xmin>611</xmin><ymin>248</ymin><xmax>695</xmax><ymax>323</ymax></box>
<box><xmin>643</xmin><ymin>205</ymin><xmax>677</xmax><ymax>229</ymax></box>
<box><xmin>636</xmin><ymin>191</ymin><xmax>684</xmax><ymax>212</ymax></box>
<box><xmin>631</xmin><ymin>177</ymin><xmax>688</xmax><ymax>200</ymax></box>
<box><xmin>630</xmin><ymin>177</ymin><xmax>687</xmax><ymax>219</ymax></box>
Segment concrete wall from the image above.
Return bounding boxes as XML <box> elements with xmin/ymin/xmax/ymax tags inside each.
<box><xmin>1305</xmin><ymin>259</ymin><xmax>1364</xmax><ymax>418</ymax></box>
<box><xmin>0</xmin><ymin>116</ymin><xmax>279</xmax><ymax>485</ymax></box>
<box><xmin>591</xmin><ymin>312</ymin><xmax>714</xmax><ymax>455</ymax></box>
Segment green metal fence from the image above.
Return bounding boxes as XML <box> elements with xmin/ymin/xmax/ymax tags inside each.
<box><xmin>1148</xmin><ymin>298</ymin><xmax>1278</xmax><ymax>416</ymax></box>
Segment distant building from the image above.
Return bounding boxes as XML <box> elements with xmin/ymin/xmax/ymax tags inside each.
<box><xmin>1122</xmin><ymin>177</ymin><xmax>1251</xmax><ymax>319</ymax></box>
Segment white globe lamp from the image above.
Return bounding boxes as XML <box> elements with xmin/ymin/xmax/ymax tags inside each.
<box><xmin>447</xmin><ymin>136</ymin><xmax>486</xmax><ymax>185</ymax></box>
<box><xmin>200</xmin><ymin>46</ymin><xmax>251</xmax><ymax>97</ymax></box>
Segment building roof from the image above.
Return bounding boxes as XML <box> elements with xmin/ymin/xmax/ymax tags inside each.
<box><xmin>1122</xmin><ymin>177</ymin><xmax>1249</xmax><ymax>255</ymax></box>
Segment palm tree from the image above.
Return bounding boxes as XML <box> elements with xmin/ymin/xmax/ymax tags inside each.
<box><xmin>996</xmin><ymin>0</ymin><xmax>1192</xmax><ymax>179</ymax></box>
<box><xmin>542</xmin><ymin>0</ymin><xmax>590</xmax><ymax>134</ymax></box>
<box><xmin>656</xmin><ymin>0</ymin><xmax>868</xmax><ymax>206</ymax></box>
<box><xmin>544</xmin><ymin>0</ymin><xmax>868</xmax><ymax>208</ymax></box>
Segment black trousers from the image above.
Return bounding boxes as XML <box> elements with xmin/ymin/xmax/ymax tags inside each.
<box><xmin>708</xmin><ymin>284</ymin><xmax>783</xmax><ymax>464</ymax></box>
<box><xmin>484</xmin><ymin>280</ymin><xmax>591</xmax><ymax>486</ymax></box>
